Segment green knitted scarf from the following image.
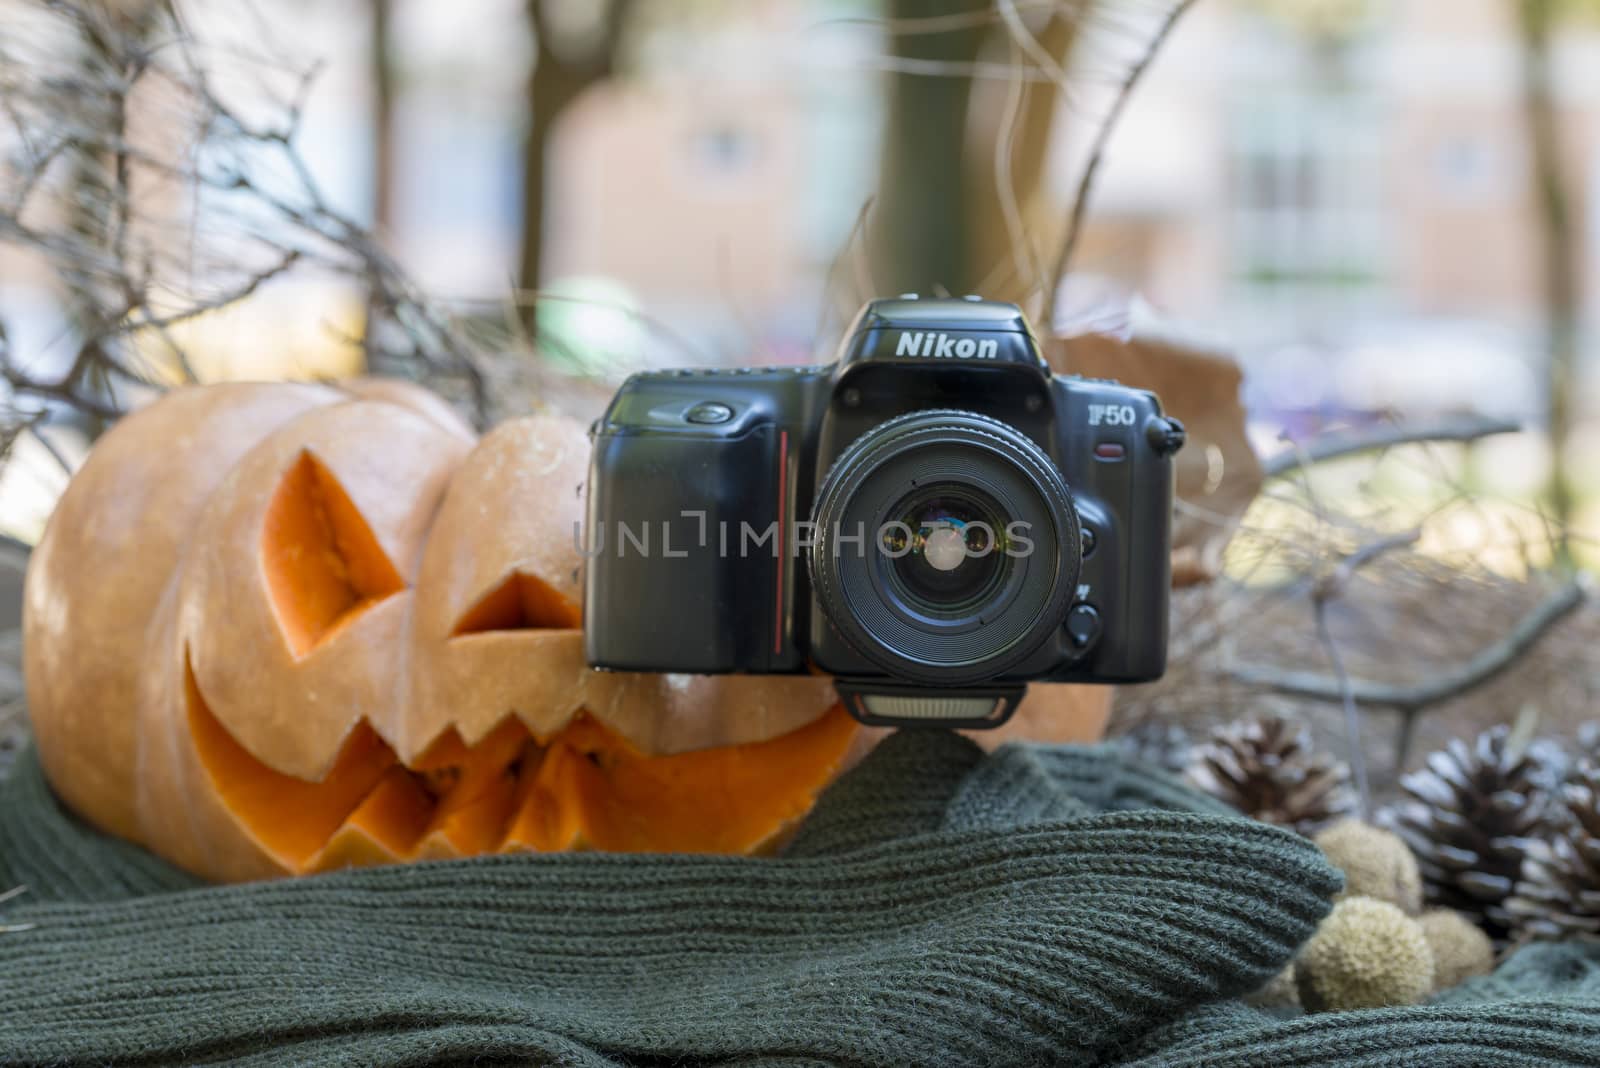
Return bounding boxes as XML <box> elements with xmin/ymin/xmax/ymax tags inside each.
<box><xmin>1</xmin><ymin>730</ymin><xmax>1596</xmax><ymax>1067</ymax></box>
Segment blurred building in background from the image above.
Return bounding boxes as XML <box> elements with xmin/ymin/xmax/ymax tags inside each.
<box><xmin>341</xmin><ymin>0</ymin><xmax>1600</xmax><ymax>432</ymax></box>
<box><xmin>1079</xmin><ymin>0</ymin><xmax>1600</xmax><ymax>431</ymax></box>
<box><xmin>3</xmin><ymin>0</ymin><xmax>1599</xmax><ymax>536</ymax></box>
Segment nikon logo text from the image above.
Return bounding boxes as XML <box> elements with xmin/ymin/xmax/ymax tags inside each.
<box><xmin>895</xmin><ymin>331</ymin><xmax>999</xmax><ymax>360</ymax></box>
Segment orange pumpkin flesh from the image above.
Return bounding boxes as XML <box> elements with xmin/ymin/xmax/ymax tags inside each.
<box><xmin>24</xmin><ymin>380</ymin><xmax>856</xmax><ymax>882</ymax></box>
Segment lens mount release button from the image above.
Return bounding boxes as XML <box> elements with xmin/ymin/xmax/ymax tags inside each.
<box><xmin>1065</xmin><ymin>603</ymin><xmax>1101</xmax><ymax>649</ymax></box>
<box><xmin>685</xmin><ymin>402</ymin><xmax>734</xmax><ymax>425</ymax></box>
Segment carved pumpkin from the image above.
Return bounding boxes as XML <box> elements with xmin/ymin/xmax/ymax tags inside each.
<box><xmin>23</xmin><ymin>380</ymin><xmax>855</xmax><ymax>882</ymax></box>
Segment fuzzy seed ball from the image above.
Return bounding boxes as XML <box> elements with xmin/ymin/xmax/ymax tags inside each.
<box><xmin>1296</xmin><ymin>896</ymin><xmax>1435</xmax><ymax>1012</ymax></box>
<box><xmin>1420</xmin><ymin>909</ymin><xmax>1495</xmax><ymax>992</ymax></box>
<box><xmin>1314</xmin><ymin>819</ymin><xmax>1423</xmax><ymax>915</ymax></box>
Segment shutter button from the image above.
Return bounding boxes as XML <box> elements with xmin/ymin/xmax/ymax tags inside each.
<box><xmin>685</xmin><ymin>402</ymin><xmax>734</xmax><ymax>425</ymax></box>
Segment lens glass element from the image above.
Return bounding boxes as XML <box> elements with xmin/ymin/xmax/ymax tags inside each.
<box><xmin>882</xmin><ymin>488</ymin><xmax>1006</xmax><ymax>616</ymax></box>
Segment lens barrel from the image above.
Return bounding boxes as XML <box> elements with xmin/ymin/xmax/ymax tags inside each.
<box><xmin>809</xmin><ymin>410</ymin><xmax>1081</xmax><ymax>685</ymax></box>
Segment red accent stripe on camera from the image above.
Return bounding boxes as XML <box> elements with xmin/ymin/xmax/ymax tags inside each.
<box><xmin>774</xmin><ymin>429</ymin><xmax>788</xmax><ymax>657</ymax></box>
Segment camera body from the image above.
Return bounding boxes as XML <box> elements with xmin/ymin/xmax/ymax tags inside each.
<box><xmin>584</xmin><ymin>297</ymin><xmax>1184</xmax><ymax>726</ymax></box>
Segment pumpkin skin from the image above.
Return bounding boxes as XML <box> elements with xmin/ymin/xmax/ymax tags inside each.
<box><xmin>23</xmin><ymin>380</ymin><xmax>856</xmax><ymax>882</ymax></box>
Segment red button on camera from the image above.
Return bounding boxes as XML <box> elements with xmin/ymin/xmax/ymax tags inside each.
<box><xmin>1093</xmin><ymin>442</ymin><xmax>1126</xmax><ymax>460</ymax></box>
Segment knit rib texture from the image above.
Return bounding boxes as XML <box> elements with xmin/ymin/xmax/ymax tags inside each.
<box><xmin>1</xmin><ymin>729</ymin><xmax>1596</xmax><ymax>1067</ymax></box>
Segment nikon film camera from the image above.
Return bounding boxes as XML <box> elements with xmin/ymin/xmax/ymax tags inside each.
<box><xmin>583</xmin><ymin>296</ymin><xmax>1185</xmax><ymax>728</ymax></box>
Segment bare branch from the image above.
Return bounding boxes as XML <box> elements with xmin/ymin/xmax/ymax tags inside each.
<box><xmin>1262</xmin><ymin>416</ymin><xmax>1521</xmax><ymax>478</ymax></box>
<box><xmin>1231</xmin><ymin>579</ymin><xmax>1587</xmax><ymax>711</ymax></box>
<box><xmin>0</xmin><ymin>0</ymin><xmax>495</xmax><ymax>429</ymax></box>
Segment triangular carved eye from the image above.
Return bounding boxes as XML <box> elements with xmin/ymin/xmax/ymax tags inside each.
<box><xmin>263</xmin><ymin>450</ymin><xmax>406</xmax><ymax>657</ymax></box>
<box><xmin>451</xmin><ymin>570</ymin><xmax>580</xmax><ymax>636</ymax></box>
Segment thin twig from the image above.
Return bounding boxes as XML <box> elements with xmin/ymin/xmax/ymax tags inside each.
<box><xmin>25</xmin><ymin>426</ymin><xmax>78</xmax><ymax>478</ymax></box>
<box><xmin>500</xmin><ymin>290</ymin><xmax>707</xmax><ymax>367</ymax></box>
<box><xmin>996</xmin><ymin>0</ymin><xmax>1072</xmax><ymax>88</ymax></box>
<box><xmin>0</xmin><ymin>880</ymin><xmax>29</xmax><ymax>934</ymax></box>
<box><xmin>993</xmin><ymin>35</ymin><xmax>1043</xmax><ymax>304</ymax></box>
<box><xmin>1311</xmin><ymin>529</ymin><xmax>1423</xmax><ymax>602</ymax></box>
<box><xmin>813</xmin><ymin>196</ymin><xmax>878</xmax><ymax>359</ymax></box>
<box><xmin>809</xmin><ymin>0</ymin><xmax>1058</xmax><ymax>37</ymax></box>
<box><xmin>824</xmin><ymin>54</ymin><xmax>1062</xmax><ymax>81</ymax></box>
<box><xmin>1046</xmin><ymin>0</ymin><xmax>1199</xmax><ymax>322</ymax></box>
<box><xmin>1307</xmin><ymin>529</ymin><xmax>1419</xmax><ymax>819</ymax></box>
<box><xmin>1313</xmin><ymin>600</ymin><xmax>1368</xmax><ymax>818</ymax></box>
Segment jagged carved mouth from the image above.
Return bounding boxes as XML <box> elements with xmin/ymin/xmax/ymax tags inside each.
<box><xmin>185</xmin><ymin>446</ymin><xmax>854</xmax><ymax>876</ymax></box>
<box><xmin>187</xmin><ymin>663</ymin><xmax>856</xmax><ymax>875</ymax></box>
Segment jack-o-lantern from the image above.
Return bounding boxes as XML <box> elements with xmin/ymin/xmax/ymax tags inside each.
<box><xmin>23</xmin><ymin>380</ymin><xmax>856</xmax><ymax>882</ymax></box>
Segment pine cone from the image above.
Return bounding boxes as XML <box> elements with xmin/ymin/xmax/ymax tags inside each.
<box><xmin>1526</xmin><ymin>737</ymin><xmax>1573</xmax><ymax>796</ymax></box>
<box><xmin>1505</xmin><ymin>757</ymin><xmax>1600</xmax><ymax>941</ymax></box>
<box><xmin>1387</xmin><ymin>726</ymin><xmax>1553</xmax><ymax>941</ymax></box>
<box><xmin>1185</xmin><ymin>716</ymin><xmax>1355</xmax><ymax>835</ymax></box>
<box><xmin>1572</xmin><ymin>723</ymin><xmax>1600</xmax><ymax>778</ymax></box>
<box><xmin>1518</xmin><ymin>724</ymin><xmax>1600</xmax><ymax>795</ymax></box>
<box><xmin>1116</xmin><ymin>720</ymin><xmax>1191</xmax><ymax>776</ymax></box>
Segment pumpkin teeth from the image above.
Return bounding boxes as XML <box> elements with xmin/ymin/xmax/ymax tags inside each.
<box><xmin>417</xmin><ymin>767</ymin><xmax>460</xmax><ymax>798</ymax></box>
<box><xmin>186</xmin><ymin>659</ymin><xmax>857</xmax><ymax>872</ymax></box>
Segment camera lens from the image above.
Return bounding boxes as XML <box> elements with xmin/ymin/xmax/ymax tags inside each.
<box><xmin>809</xmin><ymin>410</ymin><xmax>1081</xmax><ymax>686</ymax></box>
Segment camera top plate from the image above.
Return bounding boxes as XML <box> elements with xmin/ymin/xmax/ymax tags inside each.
<box><xmin>858</xmin><ymin>295</ymin><xmax>1030</xmax><ymax>333</ymax></box>
<box><xmin>840</xmin><ymin>296</ymin><xmax>1050</xmax><ymax>377</ymax></box>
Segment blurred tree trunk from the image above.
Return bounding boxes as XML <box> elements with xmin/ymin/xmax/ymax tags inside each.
<box><xmin>371</xmin><ymin>0</ymin><xmax>397</xmax><ymax>235</ymax></box>
<box><xmin>1515</xmin><ymin>0</ymin><xmax>1581</xmax><ymax>567</ymax></box>
<box><xmin>870</xmin><ymin>0</ymin><xmax>990</xmax><ymax>296</ymax></box>
<box><xmin>518</xmin><ymin>0</ymin><xmax>635</xmax><ymax>338</ymax></box>
<box><xmin>64</xmin><ymin>3</ymin><xmax>163</xmax><ymax>435</ymax></box>
<box><xmin>364</xmin><ymin>0</ymin><xmax>397</xmax><ymax>364</ymax></box>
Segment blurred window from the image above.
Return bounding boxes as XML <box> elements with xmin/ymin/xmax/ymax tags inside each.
<box><xmin>1227</xmin><ymin>77</ymin><xmax>1388</xmax><ymax>338</ymax></box>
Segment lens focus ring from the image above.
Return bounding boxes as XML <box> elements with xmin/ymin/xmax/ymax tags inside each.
<box><xmin>809</xmin><ymin>410</ymin><xmax>1081</xmax><ymax>685</ymax></box>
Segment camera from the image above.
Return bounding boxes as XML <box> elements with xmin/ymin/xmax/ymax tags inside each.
<box><xmin>583</xmin><ymin>296</ymin><xmax>1185</xmax><ymax>727</ymax></box>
